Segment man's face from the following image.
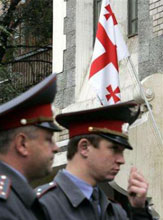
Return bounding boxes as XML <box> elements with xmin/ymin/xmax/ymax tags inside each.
<box><xmin>26</xmin><ymin>128</ymin><xmax>59</xmax><ymax>181</ymax></box>
<box><xmin>87</xmin><ymin>138</ymin><xmax>125</xmax><ymax>183</ymax></box>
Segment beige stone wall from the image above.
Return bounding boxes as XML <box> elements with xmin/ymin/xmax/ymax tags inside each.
<box><xmin>115</xmin><ymin>73</ymin><xmax>163</xmax><ymax>218</ymax></box>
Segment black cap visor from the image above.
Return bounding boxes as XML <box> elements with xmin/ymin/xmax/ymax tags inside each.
<box><xmin>99</xmin><ymin>133</ymin><xmax>133</xmax><ymax>150</ymax></box>
<box><xmin>36</xmin><ymin>122</ymin><xmax>61</xmax><ymax>132</ymax></box>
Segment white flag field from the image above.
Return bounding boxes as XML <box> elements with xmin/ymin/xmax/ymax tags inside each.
<box><xmin>89</xmin><ymin>0</ymin><xmax>129</xmax><ymax>106</ymax></box>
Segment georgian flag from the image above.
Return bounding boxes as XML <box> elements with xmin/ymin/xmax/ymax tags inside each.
<box><xmin>89</xmin><ymin>0</ymin><xmax>129</xmax><ymax>105</ymax></box>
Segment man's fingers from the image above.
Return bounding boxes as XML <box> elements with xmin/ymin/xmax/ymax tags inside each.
<box><xmin>128</xmin><ymin>185</ymin><xmax>148</xmax><ymax>197</ymax></box>
<box><xmin>128</xmin><ymin>178</ymin><xmax>148</xmax><ymax>189</ymax></box>
<box><xmin>128</xmin><ymin>167</ymin><xmax>148</xmax><ymax>197</ymax></box>
<box><xmin>129</xmin><ymin>168</ymin><xmax>145</xmax><ymax>182</ymax></box>
<box><xmin>128</xmin><ymin>167</ymin><xmax>149</xmax><ymax>207</ymax></box>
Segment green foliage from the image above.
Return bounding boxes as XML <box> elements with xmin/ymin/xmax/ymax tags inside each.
<box><xmin>0</xmin><ymin>26</ymin><xmax>11</xmax><ymax>39</ymax></box>
<box><xmin>22</xmin><ymin>0</ymin><xmax>52</xmax><ymax>45</ymax></box>
<box><xmin>0</xmin><ymin>64</ymin><xmax>26</xmax><ymax>103</ymax></box>
<box><xmin>0</xmin><ymin>0</ymin><xmax>52</xmax><ymax>60</ymax></box>
<box><xmin>0</xmin><ymin>0</ymin><xmax>52</xmax><ymax>103</ymax></box>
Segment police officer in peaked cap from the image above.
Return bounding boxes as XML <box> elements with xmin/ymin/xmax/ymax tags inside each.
<box><xmin>0</xmin><ymin>74</ymin><xmax>61</xmax><ymax>220</ymax></box>
<box><xmin>36</xmin><ymin>101</ymin><xmax>154</xmax><ymax>220</ymax></box>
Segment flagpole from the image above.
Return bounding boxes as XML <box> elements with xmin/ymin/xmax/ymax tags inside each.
<box><xmin>127</xmin><ymin>57</ymin><xmax>163</xmax><ymax>145</ymax></box>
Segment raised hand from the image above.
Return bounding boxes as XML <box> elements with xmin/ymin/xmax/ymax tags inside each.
<box><xmin>128</xmin><ymin>167</ymin><xmax>148</xmax><ymax>208</ymax></box>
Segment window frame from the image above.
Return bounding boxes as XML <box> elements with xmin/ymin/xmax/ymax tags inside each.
<box><xmin>128</xmin><ymin>0</ymin><xmax>138</xmax><ymax>37</ymax></box>
<box><xmin>93</xmin><ymin>0</ymin><xmax>102</xmax><ymax>40</ymax></box>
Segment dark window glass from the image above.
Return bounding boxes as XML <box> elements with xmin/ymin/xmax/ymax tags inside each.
<box><xmin>128</xmin><ymin>0</ymin><xmax>138</xmax><ymax>37</ymax></box>
<box><xmin>94</xmin><ymin>0</ymin><xmax>102</xmax><ymax>39</ymax></box>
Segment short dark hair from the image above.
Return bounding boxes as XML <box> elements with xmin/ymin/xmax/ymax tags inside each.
<box><xmin>67</xmin><ymin>134</ymin><xmax>103</xmax><ymax>160</ymax></box>
<box><xmin>0</xmin><ymin>126</ymin><xmax>40</xmax><ymax>154</ymax></box>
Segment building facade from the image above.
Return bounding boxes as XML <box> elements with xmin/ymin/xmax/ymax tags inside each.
<box><xmin>52</xmin><ymin>0</ymin><xmax>163</xmax><ymax>218</ymax></box>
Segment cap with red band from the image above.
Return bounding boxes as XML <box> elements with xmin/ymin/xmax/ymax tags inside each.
<box><xmin>0</xmin><ymin>74</ymin><xmax>61</xmax><ymax>132</ymax></box>
<box><xmin>69</xmin><ymin>120</ymin><xmax>126</xmax><ymax>138</ymax></box>
<box><xmin>56</xmin><ymin>101</ymin><xmax>140</xmax><ymax>149</ymax></box>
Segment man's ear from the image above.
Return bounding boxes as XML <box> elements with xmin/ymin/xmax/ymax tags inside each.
<box><xmin>14</xmin><ymin>133</ymin><xmax>29</xmax><ymax>157</ymax></box>
<box><xmin>77</xmin><ymin>138</ymin><xmax>90</xmax><ymax>158</ymax></box>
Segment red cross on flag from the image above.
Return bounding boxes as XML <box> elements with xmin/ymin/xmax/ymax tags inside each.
<box><xmin>89</xmin><ymin>0</ymin><xmax>129</xmax><ymax>106</ymax></box>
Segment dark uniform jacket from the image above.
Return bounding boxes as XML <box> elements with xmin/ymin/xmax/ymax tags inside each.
<box><xmin>37</xmin><ymin>170</ymin><xmax>153</xmax><ymax>220</ymax></box>
<box><xmin>0</xmin><ymin>161</ymin><xmax>48</xmax><ymax>220</ymax></box>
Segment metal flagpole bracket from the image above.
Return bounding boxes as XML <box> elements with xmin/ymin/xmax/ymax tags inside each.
<box><xmin>127</xmin><ymin>57</ymin><xmax>163</xmax><ymax>146</ymax></box>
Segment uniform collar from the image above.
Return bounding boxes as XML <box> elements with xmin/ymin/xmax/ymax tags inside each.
<box><xmin>55</xmin><ymin>170</ymin><xmax>87</xmax><ymax>207</ymax></box>
<box><xmin>0</xmin><ymin>161</ymin><xmax>27</xmax><ymax>182</ymax></box>
<box><xmin>55</xmin><ymin>170</ymin><xmax>112</xmax><ymax>209</ymax></box>
<box><xmin>0</xmin><ymin>161</ymin><xmax>36</xmax><ymax>207</ymax></box>
<box><xmin>63</xmin><ymin>169</ymin><xmax>93</xmax><ymax>200</ymax></box>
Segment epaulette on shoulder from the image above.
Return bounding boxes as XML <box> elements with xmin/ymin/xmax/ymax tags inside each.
<box><xmin>35</xmin><ymin>181</ymin><xmax>57</xmax><ymax>198</ymax></box>
<box><xmin>0</xmin><ymin>175</ymin><xmax>11</xmax><ymax>200</ymax></box>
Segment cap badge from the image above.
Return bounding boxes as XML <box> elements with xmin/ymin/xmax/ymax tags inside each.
<box><xmin>20</xmin><ymin>119</ymin><xmax>27</xmax><ymax>125</ymax></box>
<box><xmin>122</xmin><ymin>123</ymin><xmax>129</xmax><ymax>136</ymax></box>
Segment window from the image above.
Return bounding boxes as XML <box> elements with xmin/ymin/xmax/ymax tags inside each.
<box><xmin>94</xmin><ymin>0</ymin><xmax>102</xmax><ymax>39</ymax></box>
<box><xmin>128</xmin><ymin>0</ymin><xmax>138</xmax><ymax>37</ymax></box>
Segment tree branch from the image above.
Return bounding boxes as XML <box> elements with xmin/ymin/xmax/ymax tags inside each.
<box><xmin>3</xmin><ymin>0</ymin><xmax>22</xmax><ymax>27</ymax></box>
<box><xmin>6</xmin><ymin>45</ymin><xmax>52</xmax><ymax>49</ymax></box>
<box><xmin>2</xmin><ymin>59</ymin><xmax>52</xmax><ymax>65</ymax></box>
